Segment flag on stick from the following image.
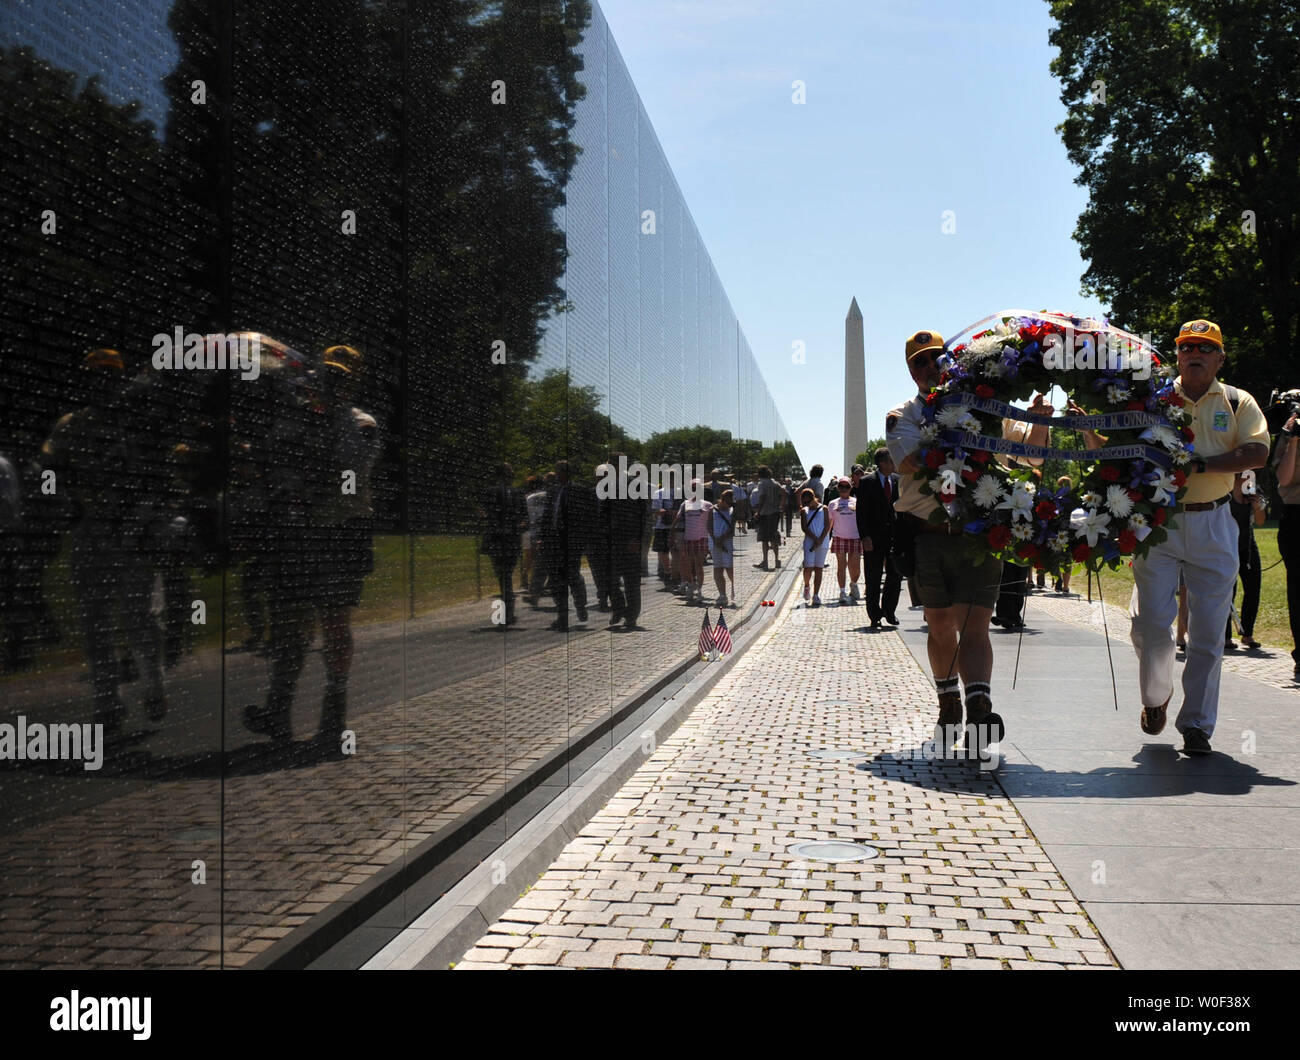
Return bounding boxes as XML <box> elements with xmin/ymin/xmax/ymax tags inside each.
<box><xmin>714</xmin><ymin>612</ymin><xmax>733</xmax><ymax>655</ymax></box>
<box><xmin>698</xmin><ymin>611</ymin><xmax>714</xmax><ymax>660</ymax></box>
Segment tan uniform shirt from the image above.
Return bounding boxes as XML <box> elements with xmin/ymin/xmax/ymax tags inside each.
<box><xmin>1177</xmin><ymin>378</ymin><xmax>1268</xmax><ymax>505</ymax></box>
<box><xmin>885</xmin><ymin>395</ymin><xmax>943</xmax><ymax>521</ymax></box>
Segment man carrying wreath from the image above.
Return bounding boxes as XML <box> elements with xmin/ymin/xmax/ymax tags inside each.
<box><xmin>886</xmin><ymin>329</ymin><xmax>1048</xmax><ymax>755</ymax></box>
<box><xmin>1128</xmin><ymin>319</ymin><xmax>1268</xmax><ymax>755</ymax></box>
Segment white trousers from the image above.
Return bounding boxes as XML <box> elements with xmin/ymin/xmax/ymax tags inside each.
<box><xmin>1129</xmin><ymin>502</ymin><xmax>1237</xmax><ymax>737</ymax></box>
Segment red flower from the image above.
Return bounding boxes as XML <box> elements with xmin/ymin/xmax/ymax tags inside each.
<box><xmin>961</xmin><ymin>468</ymin><xmax>980</xmax><ymax>482</ymax></box>
<box><xmin>1166</xmin><ymin>394</ymin><xmax>1184</xmax><ymax>407</ymax></box>
<box><xmin>1127</xmin><ymin>488</ymin><xmax>1143</xmax><ymax>502</ymax></box>
<box><xmin>970</xmin><ymin>450</ymin><xmax>990</xmax><ymax>464</ymax></box>
<box><xmin>1125</xmin><ymin>400</ymin><xmax>1145</xmax><ymax>412</ymax></box>
<box><xmin>1181</xmin><ymin>427</ymin><xmax>1195</xmax><ymax>442</ymax></box>
<box><xmin>1032</xmin><ymin>557</ymin><xmax>1048</xmax><ymax>570</ymax></box>
<box><xmin>1172</xmin><ymin>469</ymin><xmax>1187</xmax><ymax>487</ymax></box>
<box><xmin>924</xmin><ymin>449</ymin><xmax>944</xmax><ymax>470</ymax></box>
<box><xmin>1072</xmin><ymin>542</ymin><xmax>1092</xmax><ymax>562</ymax></box>
<box><xmin>988</xmin><ymin>525</ymin><xmax>1011</xmax><ymax>549</ymax></box>
<box><xmin>1099</xmin><ymin>465</ymin><xmax>1120</xmax><ymax>482</ymax></box>
<box><xmin>1035</xmin><ymin>500</ymin><xmax>1057</xmax><ymax>520</ymax></box>
<box><xmin>1152</xmin><ymin>506</ymin><xmax>1168</xmax><ymax>526</ymax></box>
<box><xmin>975</xmin><ymin>384</ymin><xmax>995</xmax><ymax>399</ymax></box>
<box><xmin>1016</xmin><ymin>542</ymin><xmax>1039</xmax><ymax>560</ymax></box>
<box><xmin>1117</xmin><ymin>529</ymin><xmax>1138</xmax><ymax>554</ymax></box>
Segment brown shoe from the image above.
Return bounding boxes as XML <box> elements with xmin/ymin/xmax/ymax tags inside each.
<box><xmin>1140</xmin><ymin>693</ymin><xmax>1171</xmax><ymax>735</ymax></box>
<box><xmin>937</xmin><ymin>691</ymin><xmax>963</xmax><ymax>728</ymax></box>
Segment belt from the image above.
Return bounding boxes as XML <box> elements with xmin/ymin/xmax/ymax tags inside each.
<box><xmin>1182</xmin><ymin>494</ymin><xmax>1230</xmax><ymax>512</ymax></box>
<box><xmin>911</xmin><ymin>517</ymin><xmax>958</xmax><ymax>535</ymax></box>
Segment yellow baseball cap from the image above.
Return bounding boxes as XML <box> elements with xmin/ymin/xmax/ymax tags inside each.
<box><xmin>323</xmin><ymin>344</ymin><xmax>363</xmax><ymax>375</ymax></box>
<box><xmin>905</xmin><ymin>330</ymin><xmax>944</xmax><ymax>362</ymax></box>
<box><xmin>82</xmin><ymin>347</ymin><xmax>124</xmax><ymax>372</ymax></box>
<box><xmin>1175</xmin><ymin>319</ymin><xmax>1223</xmax><ymax>350</ymax></box>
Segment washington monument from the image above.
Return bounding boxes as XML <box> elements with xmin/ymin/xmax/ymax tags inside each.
<box><xmin>844</xmin><ymin>296</ymin><xmax>867</xmax><ymax>472</ymax></box>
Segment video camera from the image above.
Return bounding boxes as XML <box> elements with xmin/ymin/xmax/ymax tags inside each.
<box><xmin>1265</xmin><ymin>388</ymin><xmax>1300</xmax><ymax>435</ymax></box>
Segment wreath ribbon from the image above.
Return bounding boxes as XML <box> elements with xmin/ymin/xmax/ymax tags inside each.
<box><xmin>936</xmin><ymin>392</ymin><xmax>1171</xmax><ymax>431</ymax></box>
<box><xmin>938</xmin><ymin>429</ymin><xmax>1176</xmax><ymax>469</ymax></box>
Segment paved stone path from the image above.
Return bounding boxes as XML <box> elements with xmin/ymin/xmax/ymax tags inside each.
<box><xmin>456</xmin><ymin>588</ymin><xmax>1118</xmax><ymax>969</ymax></box>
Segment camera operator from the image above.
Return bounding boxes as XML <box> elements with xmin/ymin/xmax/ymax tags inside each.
<box><xmin>1271</xmin><ymin>393</ymin><xmax>1300</xmax><ymax>680</ymax></box>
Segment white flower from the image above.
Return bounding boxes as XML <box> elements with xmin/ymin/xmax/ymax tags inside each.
<box><xmin>1080</xmin><ymin>490</ymin><xmax>1103</xmax><ymax>508</ymax></box>
<box><xmin>1150</xmin><ymin>468</ymin><xmax>1178</xmax><ymax>505</ymax></box>
<box><xmin>1051</xmin><ymin>530</ymin><xmax>1072</xmax><ymax>552</ymax></box>
<box><xmin>1171</xmin><ymin>447</ymin><xmax>1191</xmax><ymax>466</ymax></box>
<box><xmin>939</xmin><ymin>453</ymin><xmax>971</xmax><ymax>489</ymax></box>
<box><xmin>1128</xmin><ymin>513</ymin><xmax>1148</xmax><ymax>529</ymax></box>
<box><xmin>1011</xmin><ymin>521</ymin><xmax>1034</xmax><ymax>541</ymax></box>
<box><xmin>936</xmin><ymin>404</ymin><xmax>970</xmax><ymax>429</ymax></box>
<box><xmin>972</xmin><ymin>474</ymin><xmax>1005</xmax><ymax>509</ymax></box>
<box><xmin>1077</xmin><ymin>507</ymin><xmax>1112</xmax><ymax>547</ymax></box>
<box><xmin>997</xmin><ymin>481</ymin><xmax>1036</xmax><ymax>522</ymax></box>
<box><xmin>1140</xmin><ymin>424</ymin><xmax>1181</xmax><ymax>451</ymax></box>
<box><xmin>1166</xmin><ymin>404</ymin><xmax>1189</xmax><ymax>425</ymax></box>
<box><xmin>984</xmin><ymin>360</ymin><xmax>1006</xmax><ymax>378</ymax></box>
<box><xmin>1105</xmin><ymin>484</ymin><xmax>1134</xmax><ymax>518</ymax></box>
<box><xmin>967</xmin><ymin>334</ymin><xmax>1004</xmax><ymax>360</ymax></box>
<box><xmin>1106</xmin><ymin>384</ymin><xmax>1130</xmax><ymax>404</ymax></box>
<box><xmin>919</xmin><ymin>422</ymin><xmax>940</xmax><ymax>444</ymax></box>
<box><xmin>993</xmin><ymin>320</ymin><xmax>1019</xmax><ymax>339</ymax></box>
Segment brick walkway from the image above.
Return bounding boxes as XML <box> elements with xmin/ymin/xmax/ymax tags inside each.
<box><xmin>456</xmin><ymin>588</ymin><xmax>1118</xmax><ymax>969</ymax></box>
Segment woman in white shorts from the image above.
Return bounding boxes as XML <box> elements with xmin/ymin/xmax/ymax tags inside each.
<box><xmin>708</xmin><ymin>488</ymin><xmax>736</xmax><ymax>606</ymax></box>
<box><xmin>800</xmin><ymin>488</ymin><xmax>829</xmax><ymax>606</ymax></box>
<box><xmin>826</xmin><ymin>476</ymin><xmax>863</xmax><ymax>604</ymax></box>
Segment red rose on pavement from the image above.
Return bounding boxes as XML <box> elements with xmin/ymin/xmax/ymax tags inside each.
<box><xmin>1117</xmin><ymin>529</ymin><xmax>1138</xmax><ymax>554</ymax></box>
<box><xmin>1152</xmin><ymin>506</ymin><xmax>1168</xmax><ymax>526</ymax></box>
<box><xmin>1035</xmin><ymin>500</ymin><xmax>1057</xmax><ymax>520</ymax></box>
<box><xmin>1072</xmin><ymin>542</ymin><xmax>1091</xmax><ymax>562</ymax></box>
<box><xmin>1099</xmin><ymin>465</ymin><xmax>1120</xmax><ymax>482</ymax></box>
<box><xmin>975</xmin><ymin>384</ymin><xmax>995</xmax><ymax>398</ymax></box>
<box><xmin>988</xmin><ymin>525</ymin><xmax>1011</xmax><ymax>549</ymax></box>
<box><xmin>924</xmin><ymin>449</ymin><xmax>943</xmax><ymax>469</ymax></box>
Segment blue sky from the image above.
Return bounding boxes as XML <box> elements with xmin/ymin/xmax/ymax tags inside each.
<box><xmin>600</xmin><ymin>0</ymin><xmax>1108</xmax><ymax>474</ymax></box>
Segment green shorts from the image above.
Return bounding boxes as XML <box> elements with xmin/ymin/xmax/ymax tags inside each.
<box><xmin>912</xmin><ymin>534</ymin><xmax>1002</xmax><ymax>610</ymax></box>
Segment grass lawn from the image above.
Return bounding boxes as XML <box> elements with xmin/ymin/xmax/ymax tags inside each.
<box><xmin>1073</xmin><ymin>526</ymin><xmax>1293</xmax><ymax>652</ymax></box>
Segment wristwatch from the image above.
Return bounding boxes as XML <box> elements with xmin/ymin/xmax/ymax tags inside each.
<box><xmin>1192</xmin><ymin>457</ymin><xmax>1208</xmax><ymax>474</ymax></box>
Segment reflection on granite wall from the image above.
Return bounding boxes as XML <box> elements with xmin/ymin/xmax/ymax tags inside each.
<box><xmin>0</xmin><ymin>0</ymin><xmax>796</xmax><ymax>968</ymax></box>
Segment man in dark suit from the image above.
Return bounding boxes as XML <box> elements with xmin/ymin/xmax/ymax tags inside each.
<box><xmin>545</xmin><ymin>460</ymin><xmax>590</xmax><ymax>631</ymax></box>
<box><xmin>602</xmin><ymin>454</ymin><xmax>648</xmax><ymax>630</ymax></box>
<box><xmin>853</xmin><ymin>449</ymin><xmax>901</xmax><ymax>629</ymax></box>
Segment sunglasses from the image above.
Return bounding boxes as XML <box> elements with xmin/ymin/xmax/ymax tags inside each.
<box><xmin>908</xmin><ymin>350</ymin><xmax>939</xmax><ymax>367</ymax></box>
<box><xmin>1177</xmin><ymin>342</ymin><xmax>1219</xmax><ymax>355</ymax></box>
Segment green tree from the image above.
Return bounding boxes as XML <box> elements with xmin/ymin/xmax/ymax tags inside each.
<box><xmin>854</xmin><ymin>437</ymin><xmax>889</xmax><ymax>470</ymax></box>
<box><xmin>1048</xmin><ymin>0</ymin><xmax>1299</xmax><ymax>400</ymax></box>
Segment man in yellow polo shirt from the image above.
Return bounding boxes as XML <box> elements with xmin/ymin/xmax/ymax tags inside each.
<box><xmin>1132</xmin><ymin>319</ymin><xmax>1269</xmax><ymax>755</ymax></box>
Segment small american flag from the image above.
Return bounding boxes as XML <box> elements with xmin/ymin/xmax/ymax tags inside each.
<box><xmin>713</xmin><ymin>612</ymin><xmax>733</xmax><ymax>655</ymax></box>
<box><xmin>698</xmin><ymin>611</ymin><xmax>714</xmax><ymax>660</ymax></box>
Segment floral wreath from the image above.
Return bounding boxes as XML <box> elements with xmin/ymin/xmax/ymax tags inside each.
<box><xmin>911</xmin><ymin>310</ymin><xmax>1194</xmax><ymax>577</ymax></box>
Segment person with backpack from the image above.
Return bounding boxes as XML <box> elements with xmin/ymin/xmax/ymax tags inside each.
<box><xmin>1128</xmin><ymin>320</ymin><xmax>1269</xmax><ymax>755</ymax></box>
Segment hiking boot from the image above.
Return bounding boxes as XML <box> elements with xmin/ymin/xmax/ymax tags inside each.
<box><xmin>936</xmin><ymin>692</ymin><xmax>964</xmax><ymax>756</ymax></box>
<box><xmin>964</xmin><ymin>694</ymin><xmax>1005</xmax><ymax>748</ymax></box>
